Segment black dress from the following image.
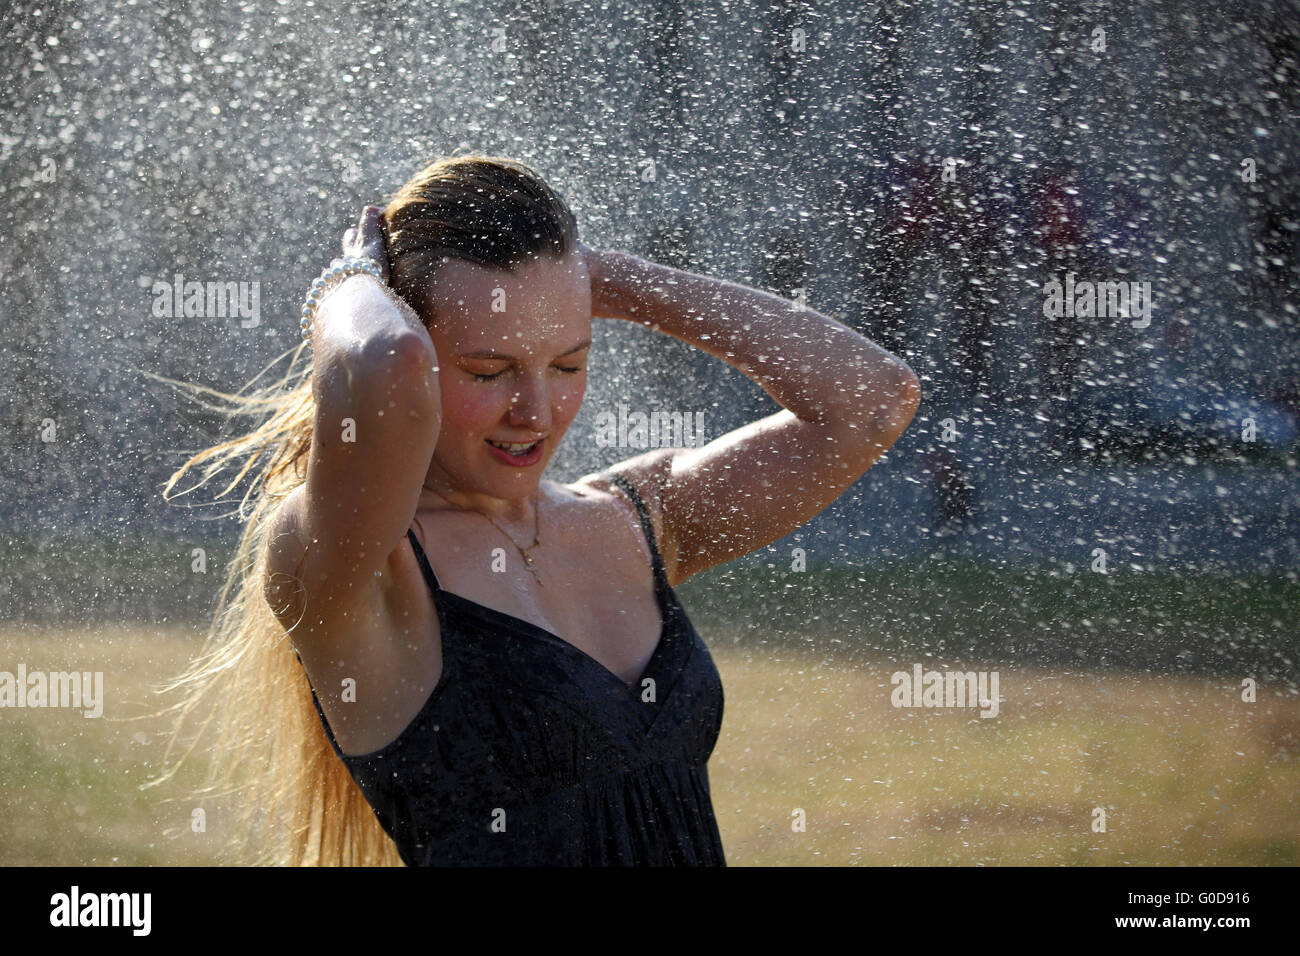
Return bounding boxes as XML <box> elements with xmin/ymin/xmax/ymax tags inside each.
<box><xmin>297</xmin><ymin>473</ymin><xmax>727</xmax><ymax>866</ymax></box>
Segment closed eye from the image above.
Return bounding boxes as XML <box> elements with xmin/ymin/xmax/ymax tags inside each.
<box><xmin>472</xmin><ymin>366</ymin><xmax>583</xmax><ymax>382</ymax></box>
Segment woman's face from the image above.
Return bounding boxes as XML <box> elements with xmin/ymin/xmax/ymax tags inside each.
<box><xmin>422</xmin><ymin>249</ymin><xmax>592</xmax><ymax>501</ymax></box>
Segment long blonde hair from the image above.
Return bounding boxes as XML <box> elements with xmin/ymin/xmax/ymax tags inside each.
<box><xmin>146</xmin><ymin>153</ymin><xmax>580</xmax><ymax>866</ymax></box>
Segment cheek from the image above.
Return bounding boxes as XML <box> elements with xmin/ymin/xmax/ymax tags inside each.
<box><xmin>440</xmin><ymin>383</ymin><xmax>501</xmax><ymax>434</ymax></box>
<box><xmin>554</xmin><ymin>378</ymin><xmax>586</xmax><ymax>421</ymax></box>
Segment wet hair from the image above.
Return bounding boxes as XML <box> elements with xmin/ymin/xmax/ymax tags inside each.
<box><xmin>382</xmin><ymin>154</ymin><xmax>580</xmax><ymax>324</ymax></box>
<box><xmin>147</xmin><ymin>154</ymin><xmax>578</xmax><ymax>866</ymax></box>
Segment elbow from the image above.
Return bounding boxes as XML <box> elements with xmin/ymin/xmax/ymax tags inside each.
<box><xmin>823</xmin><ymin>364</ymin><xmax>920</xmax><ymax>466</ymax></box>
<box><xmin>319</xmin><ymin>329</ymin><xmax>431</xmax><ymax>382</ymax></box>
<box><xmin>881</xmin><ymin>364</ymin><xmax>922</xmax><ymax>436</ymax></box>
<box><xmin>316</xmin><ymin>333</ymin><xmax>440</xmax><ymax>427</ymax></box>
<box><xmin>894</xmin><ymin>364</ymin><xmax>922</xmax><ymax>421</ymax></box>
<box><xmin>380</xmin><ymin>334</ymin><xmax>441</xmax><ymax>418</ymax></box>
<box><xmin>359</xmin><ymin>330</ymin><xmax>434</xmax><ymax>371</ymax></box>
<box><xmin>849</xmin><ymin>363</ymin><xmax>921</xmax><ymax>451</ymax></box>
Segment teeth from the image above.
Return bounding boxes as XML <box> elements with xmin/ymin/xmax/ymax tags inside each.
<box><xmin>489</xmin><ymin>439</ymin><xmax>538</xmax><ymax>453</ymax></box>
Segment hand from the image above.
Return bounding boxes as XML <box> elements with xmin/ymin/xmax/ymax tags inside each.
<box><xmin>341</xmin><ymin>205</ymin><xmax>391</xmax><ymax>284</ymax></box>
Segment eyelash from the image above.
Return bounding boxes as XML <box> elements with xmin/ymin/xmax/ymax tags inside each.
<box><xmin>472</xmin><ymin>367</ymin><xmax>583</xmax><ymax>382</ymax></box>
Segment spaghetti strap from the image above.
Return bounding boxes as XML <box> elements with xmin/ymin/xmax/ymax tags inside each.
<box><xmin>605</xmin><ymin>472</ymin><xmax>669</xmax><ymax>587</ymax></box>
<box><xmin>294</xmin><ymin>647</ymin><xmax>346</xmax><ymax>758</ymax></box>
<box><xmin>406</xmin><ymin>526</ymin><xmax>443</xmax><ymax>596</ymax></box>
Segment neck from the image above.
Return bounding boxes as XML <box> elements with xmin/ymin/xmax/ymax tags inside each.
<box><xmin>420</xmin><ymin>477</ymin><xmax>541</xmax><ymax>524</ymax></box>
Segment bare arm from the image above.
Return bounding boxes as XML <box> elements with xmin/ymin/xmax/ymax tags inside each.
<box><xmin>265</xmin><ymin>209</ymin><xmax>440</xmax><ymax>635</ymax></box>
<box><xmin>578</xmin><ymin>246</ymin><xmax>920</xmax><ymax>585</ymax></box>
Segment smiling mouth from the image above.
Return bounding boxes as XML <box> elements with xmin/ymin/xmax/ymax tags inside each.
<box><xmin>486</xmin><ymin>438</ymin><xmax>543</xmax><ymax>454</ymax></box>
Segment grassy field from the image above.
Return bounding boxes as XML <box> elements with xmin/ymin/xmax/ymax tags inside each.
<box><xmin>2</xmin><ymin>618</ymin><xmax>1297</xmax><ymax>866</ymax></box>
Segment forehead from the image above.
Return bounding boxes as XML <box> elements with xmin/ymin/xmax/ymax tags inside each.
<box><xmin>430</xmin><ymin>251</ymin><xmax>589</xmax><ymax>353</ymax></box>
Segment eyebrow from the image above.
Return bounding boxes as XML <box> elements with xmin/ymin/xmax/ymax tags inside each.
<box><xmin>460</xmin><ymin>339</ymin><xmax>592</xmax><ymax>360</ymax></box>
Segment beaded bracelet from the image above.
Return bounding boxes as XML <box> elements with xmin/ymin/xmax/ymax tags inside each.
<box><xmin>300</xmin><ymin>256</ymin><xmax>383</xmax><ymax>341</ymax></box>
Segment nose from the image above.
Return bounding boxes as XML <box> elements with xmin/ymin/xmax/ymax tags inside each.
<box><xmin>506</xmin><ymin>376</ymin><xmax>552</xmax><ymax>434</ymax></box>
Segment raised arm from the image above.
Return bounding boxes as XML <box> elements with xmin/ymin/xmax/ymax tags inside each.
<box><xmin>264</xmin><ymin>208</ymin><xmax>440</xmax><ymax>633</ymax></box>
<box><xmin>577</xmin><ymin>245</ymin><xmax>920</xmax><ymax>587</ymax></box>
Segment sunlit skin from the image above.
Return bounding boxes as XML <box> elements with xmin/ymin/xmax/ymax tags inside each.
<box><xmin>415</xmin><ymin>251</ymin><xmax>592</xmax><ymax>525</ymax></box>
<box><xmin>283</xmin><ymin>202</ymin><xmax>920</xmax><ymax>754</ymax></box>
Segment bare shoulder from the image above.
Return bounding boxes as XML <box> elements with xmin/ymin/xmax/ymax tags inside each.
<box><xmin>571</xmin><ymin>448</ymin><xmax>682</xmax><ymax>587</ymax></box>
<box><xmin>263</xmin><ymin>486</ymin><xmax>443</xmax><ymax>756</ymax></box>
<box><xmin>262</xmin><ymin>482</ymin><xmax>417</xmax><ymax>650</ymax></box>
<box><xmin>263</xmin><ymin>484</ymin><xmax>310</xmax><ymax>628</ymax></box>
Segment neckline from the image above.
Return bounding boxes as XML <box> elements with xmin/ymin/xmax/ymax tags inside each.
<box><xmin>436</xmin><ymin>587</ymin><xmax>671</xmax><ymax>694</ymax></box>
<box><xmin>305</xmin><ymin>587</ymin><xmax>673</xmax><ymax>763</ymax></box>
<box><xmin>405</xmin><ymin>489</ymin><xmax>675</xmax><ymax>696</ymax></box>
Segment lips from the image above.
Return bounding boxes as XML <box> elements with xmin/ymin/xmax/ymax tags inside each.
<box><xmin>484</xmin><ymin>436</ymin><xmax>545</xmax><ymax>467</ymax></box>
<box><xmin>486</xmin><ymin>438</ymin><xmax>543</xmax><ymax>453</ymax></box>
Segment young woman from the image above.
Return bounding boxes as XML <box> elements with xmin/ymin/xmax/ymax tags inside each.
<box><xmin>157</xmin><ymin>154</ymin><xmax>919</xmax><ymax>866</ymax></box>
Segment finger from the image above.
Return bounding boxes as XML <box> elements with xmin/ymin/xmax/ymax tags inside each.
<box><xmin>342</xmin><ymin>227</ymin><xmax>357</xmax><ymax>253</ymax></box>
<box><xmin>358</xmin><ymin>206</ymin><xmax>383</xmax><ymax>248</ymax></box>
<box><xmin>359</xmin><ymin>206</ymin><xmax>389</xmax><ymax>280</ymax></box>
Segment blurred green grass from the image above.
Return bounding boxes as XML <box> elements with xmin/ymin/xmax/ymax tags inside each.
<box><xmin>0</xmin><ymin>625</ymin><xmax>228</xmax><ymax>865</ymax></box>
<box><xmin>2</xmin><ymin>615</ymin><xmax>1297</xmax><ymax>865</ymax></box>
<box><xmin>680</xmin><ymin>554</ymin><xmax>1298</xmax><ymax>683</ymax></box>
<box><xmin>5</xmin><ymin>534</ymin><xmax>1294</xmax><ymax>680</ymax></box>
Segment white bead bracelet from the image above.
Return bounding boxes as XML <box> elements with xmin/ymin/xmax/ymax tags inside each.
<box><xmin>300</xmin><ymin>256</ymin><xmax>383</xmax><ymax>341</ymax></box>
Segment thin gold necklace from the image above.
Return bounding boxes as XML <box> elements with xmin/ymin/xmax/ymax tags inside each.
<box><xmin>426</xmin><ymin>487</ymin><xmax>543</xmax><ymax>587</ymax></box>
